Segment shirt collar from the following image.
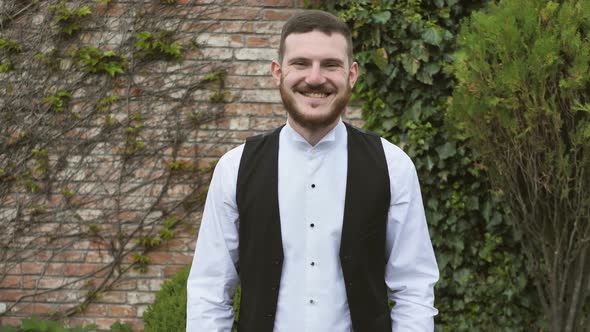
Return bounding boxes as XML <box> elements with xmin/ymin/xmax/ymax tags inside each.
<box><xmin>283</xmin><ymin>118</ymin><xmax>346</xmax><ymax>149</ymax></box>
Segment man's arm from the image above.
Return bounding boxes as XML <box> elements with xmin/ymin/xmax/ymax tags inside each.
<box><xmin>382</xmin><ymin>139</ymin><xmax>439</xmax><ymax>332</ymax></box>
<box><xmin>186</xmin><ymin>146</ymin><xmax>243</xmax><ymax>332</ymax></box>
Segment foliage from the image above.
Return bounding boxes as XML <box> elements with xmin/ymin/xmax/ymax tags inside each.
<box><xmin>0</xmin><ymin>317</ymin><xmax>131</xmax><ymax>332</ymax></box>
<box><xmin>0</xmin><ymin>39</ymin><xmax>23</xmax><ymax>53</ymax></box>
<box><xmin>49</xmin><ymin>2</ymin><xmax>92</xmax><ymax>35</ymax></box>
<box><xmin>42</xmin><ymin>90</ymin><xmax>71</xmax><ymax>112</ymax></box>
<box><xmin>449</xmin><ymin>0</ymin><xmax>590</xmax><ymax>330</ymax></box>
<box><xmin>0</xmin><ymin>38</ymin><xmax>23</xmax><ymax>72</ymax></box>
<box><xmin>142</xmin><ymin>265</ymin><xmax>241</xmax><ymax>332</ymax></box>
<box><xmin>143</xmin><ymin>265</ymin><xmax>189</xmax><ymax>332</ymax></box>
<box><xmin>77</xmin><ymin>47</ymin><xmax>126</xmax><ymax>77</ymax></box>
<box><xmin>134</xmin><ymin>31</ymin><xmax>183</xmax><ymax>60</ymax></box>
<box><xmin>317</xmin><ymin>0</ymin><xmax>542</xmax><ymax>329</ymax></box>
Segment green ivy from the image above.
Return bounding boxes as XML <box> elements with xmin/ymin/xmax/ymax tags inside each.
<box><xmin>134</xmin><ymin>31</ymin><xmax>183</xmax><ymax>60</ymax></box>
<box><xmin>317</xmin><ymin>0</ymin><xmax>542</xmax><ymax>329</ymax></box>
<box><xmin>0</xmin><ymin>38</ymin><xmax>23</xmax><ymax>72</ymax></box>
<box><xmin>49</xmin><ymin>2</ymin><xmax>92</xmax><ymax>36</ymax></box>
<box><xmin>42</xmin><ymin>90</ymin><xmax>71</xmax><ymax>112</ymax></box>
<box><xmin>0</xmin><ymin>38</ymin><xmax>22</xmax><ymax>53</ymax></box>
<box><xmin>131</xmin><ymin>253</ymin><xmax>150</xmax><ymax>272</ymax></box>
<box><xmin>78</xmin><ymin>47</ymin><xmax>126</xmax><ymax>77</ymax></box>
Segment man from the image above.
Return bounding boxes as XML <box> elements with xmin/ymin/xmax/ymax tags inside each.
<box><xmin>187</xmin><ymin>10</ymin><xmax>439</xmax><ymax>332</ymax></box>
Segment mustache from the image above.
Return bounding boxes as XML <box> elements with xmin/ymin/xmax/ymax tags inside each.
<box><xmin>295</xmin><ymin>84</ymin><xmax>333</xmax><ymax>94</ymax></box>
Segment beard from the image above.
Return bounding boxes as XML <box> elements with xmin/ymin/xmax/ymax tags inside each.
<box><xmin>279</xmin><ymin>77</ymin><xmax>352</xmax><ymax>131</ymax></box>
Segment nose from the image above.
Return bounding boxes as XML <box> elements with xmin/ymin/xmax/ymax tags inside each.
<box><xmin>305</xmin><ymin>63</ymin><xmax>326</xmax><ymax>86</ymax></box>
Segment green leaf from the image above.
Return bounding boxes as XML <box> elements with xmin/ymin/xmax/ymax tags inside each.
<box><xmin>401</xmin><ymin>54</ymin><xmax>420</xmax><ymax>75</ymax></box>
<box><xmin>436</xmin><ymin>142</ymin><xmax>456</xmax><ymax>160</ymax></box>
<box><xmin>77</xmin><ymin>5</ymin><xmax>92</xmax><ymax>17</ymax></box>
<box><xmin>371</xmin><ymin>48</ymin><xmax>388</xmax><ymax>72</ymax></box>
<box><xmin>371</xmin><ymin>11</ymin><xmax>391</xmax><ymax>24</ymax></box>
<box><xmin>422</xmin><ymin>27</ymin><xmax>442</xmax><ymax>47</ymax></box>
<box><xmin>105</xmin><ymin>64</ymin><xmax>124</xmax><ymax>77</ymax></box>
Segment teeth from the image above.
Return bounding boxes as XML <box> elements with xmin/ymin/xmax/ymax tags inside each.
<box><xmin>302</xmin><ymin>92</ymin><xmax>328</xmax><ymax>98</ymax></box>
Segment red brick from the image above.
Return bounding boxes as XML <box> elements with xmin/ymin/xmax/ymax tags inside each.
<box><xmin>222</xmin><ymin>21</ymin><xmax>254</xmax><ymax>33</ymax></box>
<box><xmin>262</xmin><ymin>8</ymin><xmax>299</xmax><ymax>21</ymax></box>
<box><xmin>97</xmin><ymin>291</ymin><xmax>126</xmax><ymax>304</ymax></box>
<box><xmin>181</xmin><ymin>20</ymin><xmax>223</xmax><ymax>33</ymax></box>
<box><xmin>95</xmin><ymin>3</ymin><xmax>127</xmax><ymax>16</ymax></box>
<box><xmin>1</xmin><ymin>275</ymin><xmax>21</xmax><ymax>288</ymax></box>
<box><xmin>12</xmin><ymin>303</ymin><xmax>65</xmax><ymax>315</ymax></box>
<box><xmin>0</xmin><ymin>317</ymin><xmax>21</xmax><ymax>327</ymax></box>
<box><xmin>209</xmin><ymin>7</ymin><xmax>261</xmax><ymax>20</ymax></box>
<box><xmin>86</xmin><ymin>251</ymin><xmax>114</xmax><ymax>264</ymax></box>
<box><xmin>0</xmin><ymin>290</ymin><xmax>24</xmax><ymax>301</ymax></box>
<box><xmin>83</xmin><ymin>303</ymin><xmax>108</xmax><ymax>316</ymax></box>
<box><xmin>164</xmin><ymin>265</ymin><xmax>189</xmax><ymax>277</ymax></box>
<box><xmin>110</xmin><ymin>279</ymin><xmax>137</xmax><ymax>291</ymax></box>
<box><xmin>109</xmin><ymin>305</ymin><xmax>136</xmax><ymax>317</ymax></box>
<box><xmin>245</xmin><ymin>0</ymin><xmax>292</xmax><ymax>6</ymax></box>
<box><xmin>225</xmin><ymin>103</ymin><xmax>276</xmax><ymax>117</ymax></box>
<box><xmin>21</xmin><ymin>275</ymin><xmax>38</xmax><ymax>289</ymax></box>
<box><xmin>148</xmin><ymin>252</ymin><xmax>192</xmax><ymax>265</ymax></box>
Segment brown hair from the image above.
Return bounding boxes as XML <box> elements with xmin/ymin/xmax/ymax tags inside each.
<box><xmin>278</xmin><ymin>10</ymin><xmax>353</xmax><ymax>65</ymax></box>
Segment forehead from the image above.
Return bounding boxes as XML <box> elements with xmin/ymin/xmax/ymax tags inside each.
<box><xmin>283</xmin><ymin>30</ymin><xmax>348</xmax><ymax>62</ymax></box>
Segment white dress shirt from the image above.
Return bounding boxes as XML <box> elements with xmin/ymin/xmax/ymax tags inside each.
<box><xmin>187</xmin><ymin>119</ymin><xmax>439</xmax><ymax>332</ymax></box>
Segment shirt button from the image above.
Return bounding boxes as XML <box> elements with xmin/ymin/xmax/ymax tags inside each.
<box><xmin>310</xmin><ymin>262</ymin><xmax>315</xmax><ymax>266</ymax></box>
<box><xmin>310</xmin><ymin>223</ymin><xmax>315</xmax><ymax>228</ymax></box>
<box><xmin>309</xmin><ymin>299</ymin><xmax>314</xmax><ymax>304</ymax></box>
<box><xmin>311</xmin><ymin>184</ymin><xmax>315</xmax><ymax>188</ymax></box>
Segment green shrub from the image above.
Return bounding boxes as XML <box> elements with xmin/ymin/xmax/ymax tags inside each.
<box><xmin>143</xmin><ymin>265</ymin><xmax>190</xmax><ymax>332</ymax></box>
<box><xmin>449</xmin><ymin>0</ymin><xmax>590</xmax><ymax>329</ymax></box>
<box><xmin>0</xmin><ymin>317</ymin><xmax>131</xmax><ymax>332</ymax></box>
<box><xmin>142</xmin><ymin>265</ymin><xmax>241</xmax><ymax>332</ymax></box>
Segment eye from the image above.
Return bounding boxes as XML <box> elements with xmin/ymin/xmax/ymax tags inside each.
<box><xmin>324</xmin><ymin>62</ymin><xmax>342</xmax><ymax>69</ymax></box>
<box><xmin>292</xmin><ymin>61</ymin><xmax>307</xmax><ymax>68</ymax></box>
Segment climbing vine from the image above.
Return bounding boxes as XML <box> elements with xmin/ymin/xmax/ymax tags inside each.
<box><xmin>0</xmin><ymin>0</ymin><xmax>229</xmax><ymax>325</ymax></box>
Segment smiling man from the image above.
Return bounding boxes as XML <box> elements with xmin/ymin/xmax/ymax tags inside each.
<box><xmin>187</xmin><ymin>10</ymin><xmax>439</xmax><ymax>332</ymax></box>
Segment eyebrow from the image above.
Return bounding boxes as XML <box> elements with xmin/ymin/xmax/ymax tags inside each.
<box><xmin>288</xmin><ymin>57</ymin><xmax>345</xmax><ymax>65</ymax></box>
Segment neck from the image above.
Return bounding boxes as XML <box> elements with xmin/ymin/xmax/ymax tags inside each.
<box><xmin>287</xmin><ymin>117</ymin><xmax>340</xmax><ymax>146</ymax></box>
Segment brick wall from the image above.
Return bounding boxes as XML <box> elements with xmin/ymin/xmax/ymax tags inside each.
<box><xmin>0</xmin><ymin>0</ymin><xmax>363</xmax><ymax>330</ymax></box>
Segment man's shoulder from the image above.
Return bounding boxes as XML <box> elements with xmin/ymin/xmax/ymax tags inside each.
<box><xmin>379</xmin><ymin>137</ymin><xmax>416</xmax><ymax>175</ymax></box>
<box><xmin>217</xmin><ymin>143</ymin><xmax>245</xmax><ymax>171</ymax></box>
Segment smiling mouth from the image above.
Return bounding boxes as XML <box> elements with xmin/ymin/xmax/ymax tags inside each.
<box><xmin>299</xmin><ymin>91</ymin><xmax>331</xmax><ymax>98</ymax></box>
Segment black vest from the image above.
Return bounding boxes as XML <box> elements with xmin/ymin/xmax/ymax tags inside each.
<box><xmin>236</xmin><ymin>123</ymin><xmax>391</xmax><ymax>332</ymax></box>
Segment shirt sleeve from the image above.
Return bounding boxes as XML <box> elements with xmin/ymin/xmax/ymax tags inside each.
<box><xmin>186</xmin><ymin>145</ymin><xmax>244</xmax><ymax>332</ymax></box>
<box><xmin>381</xmin><ymin>138</ymin><xmax>439</xmax><ymax>332</ymax></box>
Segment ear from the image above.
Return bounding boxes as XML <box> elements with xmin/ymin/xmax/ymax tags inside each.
<box><xmin>348</xmin><ymin>61</ymin><xmax>359</xmax><ymax>88</ymax></box>
<box><xmin>271</xmin><ymin>60</ymin><xmax>282</xmax><ymax>87</ymax></box>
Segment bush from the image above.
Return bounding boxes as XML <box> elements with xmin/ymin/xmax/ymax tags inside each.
<box><xmin>449</xmin><ymin>0</ymin><xmax>590</xmax><ymax>330</ymax></box>
<box><xmin>143</xmin><ymin>265</ymin><xmax>190</xmax><ymax>332</ymax></box>
<box><xmin>0</xmin><ymin>317</ymin><xmax>131</xmax><ymax>332</ymax></box>
<box><xmin>142</xmin><ymin>265</ymin><xmax>241</xmax><ymax>332</ymax></box>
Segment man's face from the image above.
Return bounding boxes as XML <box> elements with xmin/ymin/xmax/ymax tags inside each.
<box><xmin>271</xmin><ymin>30</ymin><xmax>358</xmax><ymax>131</ymax></box>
